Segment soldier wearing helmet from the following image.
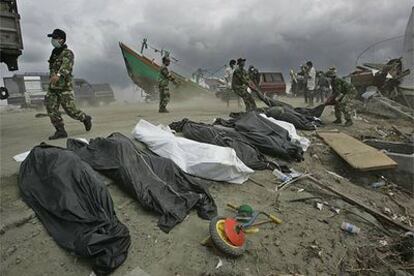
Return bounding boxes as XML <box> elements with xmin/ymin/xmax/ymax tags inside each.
<box><xmin>231</xmin><ymin>58</ymin><xmax>257</xmax><ymax>111</ymax></box>
<box><xmin>158</xmin><ymin>55</ymin><xmax>178</xmax><ymax>113</ymax></box>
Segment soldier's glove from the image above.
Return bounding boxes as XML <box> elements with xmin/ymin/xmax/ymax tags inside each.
<box><xmin>50</xmin><ymin>74</ymin><xmax>60</xmax><ymax>85</ymax></box>
<box><xmin>335</xmin><ymin>95</ymin><xmax>344</xmax><ymax>102</ymax></box>
<box><xmin>248</xmin><ymin>81</ymin><xmax>258</xmax><ymax>92</ymax></box>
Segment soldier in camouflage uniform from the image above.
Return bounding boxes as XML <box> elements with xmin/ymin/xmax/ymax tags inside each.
<box><xmin>326</xmin><ymin>67</ymin><xmax>356</xmax><ymax>127</ymax></box>
<box><xmin>248</xmin><ymin>65</ymin><xmax>260</xmax><ymax>87</ymax></box>
<box><xmin>232</xmin><ymin>58</ymin><xmax>257</xmax><ymax>112</ymax></box>
<box><xmin>45</xmin><ymin>29</ymin><xmax>92</xmax><ymax>140</ymax></box>
<box><xmin>158</xmin><ymin>56</ymin><xmax>178</xmax><ymax>113</ymax></box>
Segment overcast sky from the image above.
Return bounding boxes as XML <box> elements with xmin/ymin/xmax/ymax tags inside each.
<box><xmin>2</xmin><ymin>0</ymin><xmax>413</xmax><ymax>97</ymax></box>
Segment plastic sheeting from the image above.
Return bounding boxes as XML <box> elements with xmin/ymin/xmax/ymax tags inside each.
<box><xmin>265</xmin><ymin>106</ymin><xmax>322</xmax><ymax>130</ymax></box>
<box><xmin>67</xmin><ymin>133</ymin><xmax>217</xmax><ymax>233</ymax></box>
<box><xmin>253</xmin><ymin>90</ymin><xmax>324</xmax><ymax>130</ymax></box>
<box><xmin>169</xmin><ymin>118</ymin><xmax>273</xmax><ymax>170</ymax></box>
<box><xmin>132</xmin><ymin>119</ymin><xmax>254</xmax><ymax>184</ymax></box>
<box><xmin>19</xmin><ymin>144</ymin><xmax>131</xmax><ymax>275</ymax></box>
<box><xmin>214</xmin><ymin>112</ymin><xmax>304</xmax><ymax>162</ymax></box>
<box><xmin>255</xmin><ymin>90</ymin><xmax>326</xmax><ymax>117</ymax></box>
<box><xmin>259</xmin><ymin>114</ymin><xmax>310</xmax><ymax>151</ymax></box>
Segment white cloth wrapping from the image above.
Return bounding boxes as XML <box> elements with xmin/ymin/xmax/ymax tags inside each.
<box><xmin>13</xmin><ymin>151</ymin><xmax>31</xmax><ymax>162</ymax></box>
<box><xmin>260</xmin><ymin>114</ymin><xmax>310</xmax><ymax>151</ymax></box>
<box><xmin>132</xmin><ymin>119</ymin><xmax>254</xmax><ymax>184</ymax></box>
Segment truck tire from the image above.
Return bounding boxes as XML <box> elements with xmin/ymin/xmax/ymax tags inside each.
<box><xmin>0</xmin><ymin>87</ymin><xmax>9</xmax><ymax>100</ymax></box>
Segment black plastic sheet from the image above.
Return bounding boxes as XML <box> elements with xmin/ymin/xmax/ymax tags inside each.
<box><xmin>254</xmin><ymin>90</ymin><xmax>324</xmax><ymax>130</ymax></box>
<box><xmin>169</xmin><ymin>118</ymin><xmax>273</xmax><ymax>170</ymax></box>
<box><xmin>19</xmin><ymin>144</ymin><xmax>130</xmax><ymax>275</ymax></box>
<box><xmin>67</xmin><ymin>133</ymin><xmax>217</xmax><ymax>233</ymax></box>
<box><xmin>214</xmin><ymin>112</ymin><xmax>304</xmax><ymax>162</ymax></box>
<box><xmin>265</xmin><ymin>106</ymin><xmax>321</xmax><ymax>130</ymax></box>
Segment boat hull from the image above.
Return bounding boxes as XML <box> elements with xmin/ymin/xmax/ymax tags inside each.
<box><xmin>119</xmin><ymin>42</ymin><xmax>210</xmax><ymax>100</ymax></box>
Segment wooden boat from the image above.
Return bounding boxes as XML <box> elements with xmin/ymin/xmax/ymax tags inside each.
<box><xmin>119</xmin><ymin>42</ymin><xmax>209</xmax><ymax>100</ymax></box>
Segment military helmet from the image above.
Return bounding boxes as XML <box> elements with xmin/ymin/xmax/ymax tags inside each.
<box><xmin>326</xmin><ymin>66</ymin><xmax>337</xmax><ymax>78</ymax></box>
<box><xmin>162</xmin><ymin>56</ymin><xmax>170</xmax><ymax>64</ymax></box>
<box><xmin>237</xmin><ymin>58</ymin><xmax>246</xmax><ymax>65</ymax></box>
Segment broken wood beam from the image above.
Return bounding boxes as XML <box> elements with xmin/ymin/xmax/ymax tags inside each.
<box><xmin>374</xmin><ymin>98</ymin><xmax>414</xmax><ymax>121</ymax></box>
<box><xmin>305</xmin><ymin>175</ymin><xmax>414</xmax><ymax>233</ymax></box>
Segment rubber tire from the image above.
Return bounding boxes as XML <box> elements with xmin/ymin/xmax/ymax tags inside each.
<box><xmin>0</xmin><ymin>87</ymin><xmax>9</xmax><ymax>100</ymax></box>
<box><xmin>209</xmin><ymin>216</ymin><xmax>247</xmax><ymax>257</ymax></box>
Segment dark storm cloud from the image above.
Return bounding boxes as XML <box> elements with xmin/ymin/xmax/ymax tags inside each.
<box><xmin>11</xmin><ymin>0</ymin><xmax>413</xmax><ymax>93</ymax></box>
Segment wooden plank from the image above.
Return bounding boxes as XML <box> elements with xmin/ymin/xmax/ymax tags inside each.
<box><xmin>317</xmin><ymin>131</ymin><xmax>397</xmax><ymax>171</ymax></box>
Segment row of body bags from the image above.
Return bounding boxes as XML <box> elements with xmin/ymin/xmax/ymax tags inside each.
<box><xmin>19</xmin><ymin>133</ymin><xmax>217</xmax><ymax>275</ymax></box>
<box><xmin>18</xmin><ymin>110</ymin><xmax>312</xmax><ymax>274</ymax></box>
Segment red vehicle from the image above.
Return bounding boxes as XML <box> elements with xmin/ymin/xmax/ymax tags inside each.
<box><xmin>258</xmin><ymin>72</ymin><xmax>286</xmax><ymax>98</ymax></box>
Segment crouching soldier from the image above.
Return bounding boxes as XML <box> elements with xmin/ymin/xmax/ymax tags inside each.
<box><xmin>46</xmin><ymin>29</ymin><xmax>92</xmax><ymax>140</ymax></box>
<box><xmin>326</xmin><ymin>67</ymin><xmax>356</xmax><ymax>127</ymax></box>
<box><xmin>158</xmin><ymin>56</ymin><xmax>179</xmax><ymax>113</ymax></box>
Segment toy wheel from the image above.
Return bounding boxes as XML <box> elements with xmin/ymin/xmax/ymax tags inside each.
<box><xmin>0</xmin><ymin>87</ymin><xmax>9</xmax><ymax>100</ymax></box>
<box><xmin>209</xmin><ymin>216</ymin><xmax>247</xmax><ymax>257</ymax></box>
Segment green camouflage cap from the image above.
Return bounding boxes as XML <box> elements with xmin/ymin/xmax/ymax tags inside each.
<box><xmin>326</xmin><ymin>66</ymin><xmax>337</xmax><ymax>77</ymax></box>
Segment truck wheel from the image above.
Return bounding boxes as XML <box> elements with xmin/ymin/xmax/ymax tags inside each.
<box><xmin>0</xmin><ymin>87</ymin><xmax>9</xmax><ymax>100</ymax></box>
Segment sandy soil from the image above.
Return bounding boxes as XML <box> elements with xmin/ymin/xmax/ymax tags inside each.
<box><xmin>1</xmin><ymin>94</ymin><xmax>413</xmax><ymax>276</ymax></box>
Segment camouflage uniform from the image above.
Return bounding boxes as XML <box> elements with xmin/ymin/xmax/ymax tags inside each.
<box><xmin>331</xmin><ymin>77</ymin><xmax>356</xmax><ymax>122</ymax></box>
<box><xmin>46</xmin><ymin>45</ymin><xmax>86</xmax><ymax>127</ymax></box>
<box><xmin>158</xmin><ymin>65</ymin><xmax>175</xmax><ymax>111</ymax></box>
<box><xmin>232</xmin><ymin>67</ymin><xmax>257</xmax><ymax>112</ymax></box>
<box><xmin>316</xmin><ymin>73</ymin><xmax>330</xmax><ymax>103</ymax></box>
<box><xmin>248</xmin><ymin>66</ymin><xmax>260</xmax><ymax>86</ymax></box>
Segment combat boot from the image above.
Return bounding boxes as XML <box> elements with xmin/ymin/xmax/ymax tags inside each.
<box><xmin>344</xmin><ymin>120</ymin><xmax>353</xmax><ymax>127</ymax></box>
<box><xmin>332</xmin><ymin>118</ymin><xmax>342</xmax><ymax>124</ymax></box>
<box><xmin>82</xmin><ymin>115</ymin><xmax>92</xmax><ymax>131</ymax></box>
<box><xmin>48</xmin><ymin>125</ymin><xmax>68</xmax><ymax>140</ymax></box>
<box><xmin>159</xmin><ymin>108</ymin><xmax>169</xmax><ymax>113</ymax></box>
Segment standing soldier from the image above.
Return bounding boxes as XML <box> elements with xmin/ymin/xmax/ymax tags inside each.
<box><xmin>248</xmin><ymin>65</ymin><xmax>260</xmax><ymax>87</ymax></box>
<box><xmin>46</xmin><ymin>29</ymin><xmax>92</xmax><ymax>140</ymax></box>
<box><xmin>158</xmin><ymin>56</ymin><xmax>178</xmax><ymax>113</ymax></box>
<box><xmin>326</xmin><ymin>67</ymin><xmax>356</xmax><ymax>127</ymax></box>
<box><xmin>297</xmin><ymin>64</ymin><xmax>307</xmax><ymax>96</ymax></box>
<box><xmin>232</xmin><ymin>58</ymin><xmax>257</xmax><ymax>112</ymax></box>
<box><xmin>316</xmin><ymin>71</ymin><xmax>330</xmax><ymax>103</ymax></box>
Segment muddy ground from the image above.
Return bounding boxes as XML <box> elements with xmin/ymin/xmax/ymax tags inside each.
<box><xmin>1</xmin><ymin>94</ymin><xmax>413</xmax><ymax>276</ymax></box>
